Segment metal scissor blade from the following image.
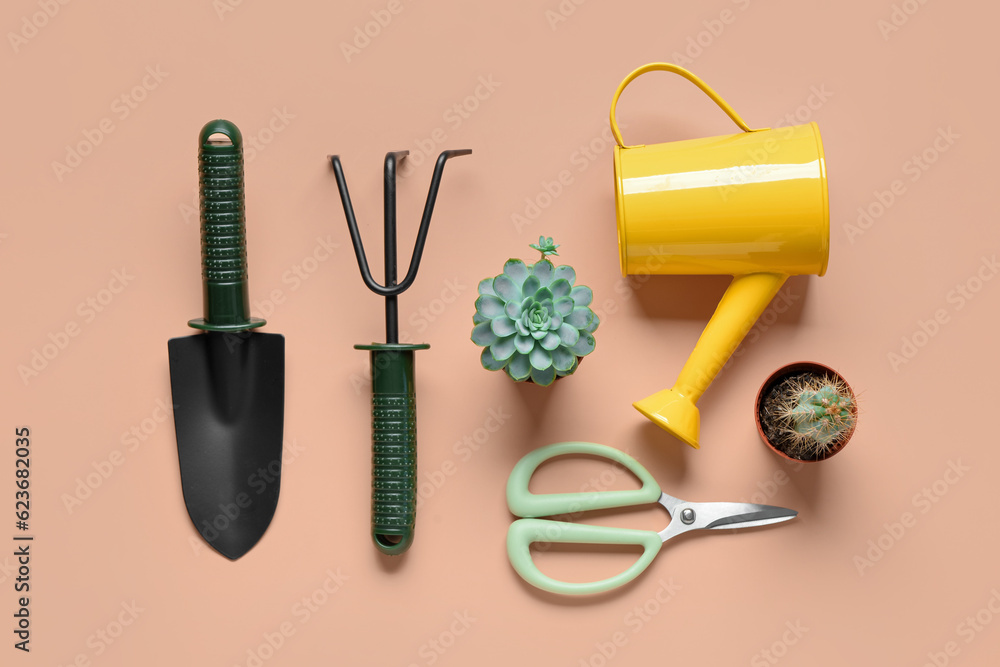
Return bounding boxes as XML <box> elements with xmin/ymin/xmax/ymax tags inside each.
<box><xmin>696</xmin><ymin>502</ymin><xmax>798</xmax><ymax>530</ymax></box>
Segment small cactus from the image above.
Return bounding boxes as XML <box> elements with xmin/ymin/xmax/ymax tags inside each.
<box><xmin>761</xmin><ymin>372</ymin><xmax>857</xmax><ymax>460</ymax></box>
<box><xmin>471</xmin><ymin>237</ymin><xmax>598</xmax><ymax>386</ymax></box>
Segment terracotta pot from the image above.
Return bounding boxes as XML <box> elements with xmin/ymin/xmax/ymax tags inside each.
<box><xmin>755</xmin><ymin>362</ymin><xmax>857</xmax><ymax>462</ymax></box>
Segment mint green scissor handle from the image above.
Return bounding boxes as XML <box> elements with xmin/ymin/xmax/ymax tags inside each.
<box><xmin>506</xmin><ymin>442</ymin><xmax>665</xmax><ymax>595</ymax></box>
<box><xmin>507</xmin><ymin>520</ymin><xmax>664</xmax><ymax>595</ymax></box>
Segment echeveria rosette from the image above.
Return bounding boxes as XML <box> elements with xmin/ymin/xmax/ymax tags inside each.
<box><xmin>471</xmin><ymin>255</ymin><xmax>598</xmax><ymax>386</ymax></box>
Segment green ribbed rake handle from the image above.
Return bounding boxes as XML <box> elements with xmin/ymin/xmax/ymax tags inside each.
<box><xmin>189</xmin><ymin>119</ymin><xmax>265</xmax><ymax>332</ymax></box>
<box><xmin>356</xmin><ymin>345</ymin><xmax>429</xmax><ymax>554</ymax></box>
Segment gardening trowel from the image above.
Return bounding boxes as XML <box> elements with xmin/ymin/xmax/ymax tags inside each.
<box><xmin>168</xmin><ymin>119</ymin><xmax>285</xmax><ymax>560</ymax></box>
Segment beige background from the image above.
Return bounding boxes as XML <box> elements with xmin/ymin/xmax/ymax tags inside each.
<box><xmin>2</xmin><ymin>0</ymin><xmax>999</xmax><ymax>664</ymax></box>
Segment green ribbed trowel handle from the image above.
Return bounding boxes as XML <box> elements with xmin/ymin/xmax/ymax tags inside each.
<box><xmin>359</xmin><ymin>344</ymin><xmax>428</xmax><ymax>555</ymax></box>
<box><xmin>189</xmin><ymin>119</ymin><xmax>264</xmax><ymax>332</ymax></box>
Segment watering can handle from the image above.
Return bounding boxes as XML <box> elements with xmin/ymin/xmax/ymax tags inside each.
<box><xmin>609</xmin><ymin>63</ymin><xmax>765</xmax><ymax>149</ymax></box>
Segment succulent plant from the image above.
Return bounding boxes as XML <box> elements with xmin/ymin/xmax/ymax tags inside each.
<box><xmin>529</xmin><ymin>236</ymin><xmax>560</xmax><ymax>257</ymax></box>
<box><xmin>471</xmin><ymin>237</ymin><xmax>598</xmax><ymax>386</ymax></box>
<box><xmin>762</xmin><ymin>373</ymin><xmax>857</xmax><ymax>459</ymax></box>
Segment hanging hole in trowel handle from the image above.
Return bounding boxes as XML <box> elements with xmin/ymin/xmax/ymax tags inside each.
<box><xmin>198</xmin><ymin>119</ymin><xmax>243</xmax><ymax>149</ymax></box>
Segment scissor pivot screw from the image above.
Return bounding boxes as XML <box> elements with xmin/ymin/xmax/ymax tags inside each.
<box><xmin>680</xmin><ymin>508</ymin><xmax>695</xmax><ymax>524</ymax></box>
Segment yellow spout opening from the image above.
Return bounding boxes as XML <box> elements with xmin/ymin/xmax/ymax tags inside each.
<box><xmin>635</xmin><ymin>272</ymin><xmax>788</xmax><ymax>448</ymax></box>
<box><xmin>634</xmin><ymin>388</ymin><xmax>701</xmax><ymax>449</ymax></box>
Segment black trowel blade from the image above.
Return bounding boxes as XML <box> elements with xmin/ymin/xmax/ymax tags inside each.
<box><xmin>168</xmin><ymin>331</ymin><xmax>285</xmax><ymax>559</ymax></box>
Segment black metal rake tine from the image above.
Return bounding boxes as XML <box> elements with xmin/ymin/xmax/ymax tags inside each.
<box><xmin>398</xmin><ymin>149</ymin><xmax>472</xmax><ymax>294</ymax></box>
<box><xmin>382</xmin><ymin>151</ymin><xmax>408</xmax><ymax>342</ymax></box>
<box><xmin>329</xmin><ymin>154</ymin><xmax>383</xmax><ymax>296</ymax></box>
<box><xmin>328</xmin><ymin>149</ymin><xmax>472</xmax><ymax>300</ymax></box>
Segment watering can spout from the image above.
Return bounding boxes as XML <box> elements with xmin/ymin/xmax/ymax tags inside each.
<box><xmin>633</xmin><ymin>389</ymin><xmax>701</xmax><ymax>448</ymax></box>
<box><xmin>635</xmin><ymin>272</ymin><xmax>788</xmax><ymax>448</ymax></box>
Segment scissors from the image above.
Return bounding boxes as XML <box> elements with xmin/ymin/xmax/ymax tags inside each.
<box><xmin>506</xmin><ymin>442</ymin><xmax>798</xmax><ymax>595</ymax></box>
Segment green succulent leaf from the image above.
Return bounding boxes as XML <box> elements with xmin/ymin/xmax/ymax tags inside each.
<box><xmin>478</xmin><ymin>278</ymin><xmax>497</xmax><ymax>296</ymax></box>
<box><xmin>529</xmin><ymin>346</ymin><xmax>552</xmax><ymax>370</ymax></box>
<box><xmin>522</xmin><ymin>274</ymin><xmax>541</xmax><ymax>297</ymax></box>
<box><xmin>584</xmin><ymin>310</ymin><xmax>600</xmax><ymax>333</ymax></box>
<box><xmin>532</xmin><ymin>259</ymin><xmax>554</xmax><ymax>287</ymax></box>
<box><xmin>473</xmin><ymin>311</ymin><xmax>488</xmax><ymax>325</ymax></box>
<box><xmin>553</xmin><ymin>296</ymin><xmax>574</xmax><ymax>316</ymax></box>
<box><xmin>490</xmin><ymin>335</ymin><xmax>517</xmax><ymax>361</ymax></box>
<box><xmin>549</xmin><ymin>278</ymin><xmax>571</xmax><ymax>299</ymax></box>
<box><xmin>549</xmin><ymin>312</ymin><xmax>563</xmax><ymax>329</ymax></box>
<box><xmin>480</xmin><ymin>347</ymin><xmax>506</xmax><ymax>371</ymax></box>
<box><xmin>471</xmin><ymin>321</ymin><xmax>498</xmax><ymax>346</ymax></box>
<box><xmin>508</xmin><ymin>352</ymin><xmax>531</xmax><ymax>380</ymax></box>
<box><xmin>521</xmin><ymin>301</ymin><xmax>549</xmax><ymax>333</ymax></box>
<box><xmin>570</xmin><ymin>285</ymin><xmax>593</xmax><ymax>307</ymax></box>
<box><xmin>553</xmin><ymin>265</ymin><xmax>576</xmax><ymax>286</ymax></box>
<box><xmin>534</xmin><ymin>286</ymin><xmax>553</xmax><ymax>303</ymax></box>
<box><xmin>491</xmin><ymin>316</ymin><xmax>517</xmax><ymax>337</ymax></box>
<box><xmin>514</xmin><ymin>334</ymin><xmax>534</xmax><ymax>354</ymax></box>
<box><xmin>551</xmin><ymin>346</ymin><xmax>576</xmax><ymax>372</ymax></box>
<box><xmin>540</xmin><ymin>332</ymin><xmax>560</xmax><ymax>351</ymax></box>
<box><xmin>557</xmin><ymin>322</ymin><xmax>580</xmax><ymax>346</ymax></box>
<box><xmin>476</xmin><ymin>294</ymin><xmax>506</xmax><ymax>319</ymax></box>
<box><xmin>530</xmin><ymin>364</ymin><xmax>557</xmax><ymax>386</ymax></box>
<box><xmin>556</xmin><ymin>357</ymin><xmax>579</xmax><ymax>377</ymax></box>
<box><xmin>504</xmin><ymin>300</ymin><xmax>522</xmax><ymax>319</ymax></box>
<box><xmin>569</xmin><ymin>332</ymin><xmax>596</xmax><ymax>357</ymax></box>
<box><xmin>503</xmin><ymin>259</ymin><xmax>529</xmax><ymax>288</ymax></box>
<box><xmin>565</xmin><ymin>307</ymin><xmax>594</xmax><ymax>329</ymax></box>
<box><xmin>530</xmin><ymin>329</ymin><xmax>547</xmax><ymax>340</ymax></box>
<box><xmin>493</xmin><ymin>274</ymin><xmax>520</xmax><ymax>302</ymax></box>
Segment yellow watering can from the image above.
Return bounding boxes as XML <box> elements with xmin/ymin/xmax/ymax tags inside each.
<box><xmin>611</xmin><ymin>63</ymin><xmax>829</xmax><ymax>449</ymax></box>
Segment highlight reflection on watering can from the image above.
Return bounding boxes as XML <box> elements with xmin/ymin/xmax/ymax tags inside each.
<box><xmin>611</xmin><ymin>63</ymin><xmax>830</xmax><ymax>449</ymax></box>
